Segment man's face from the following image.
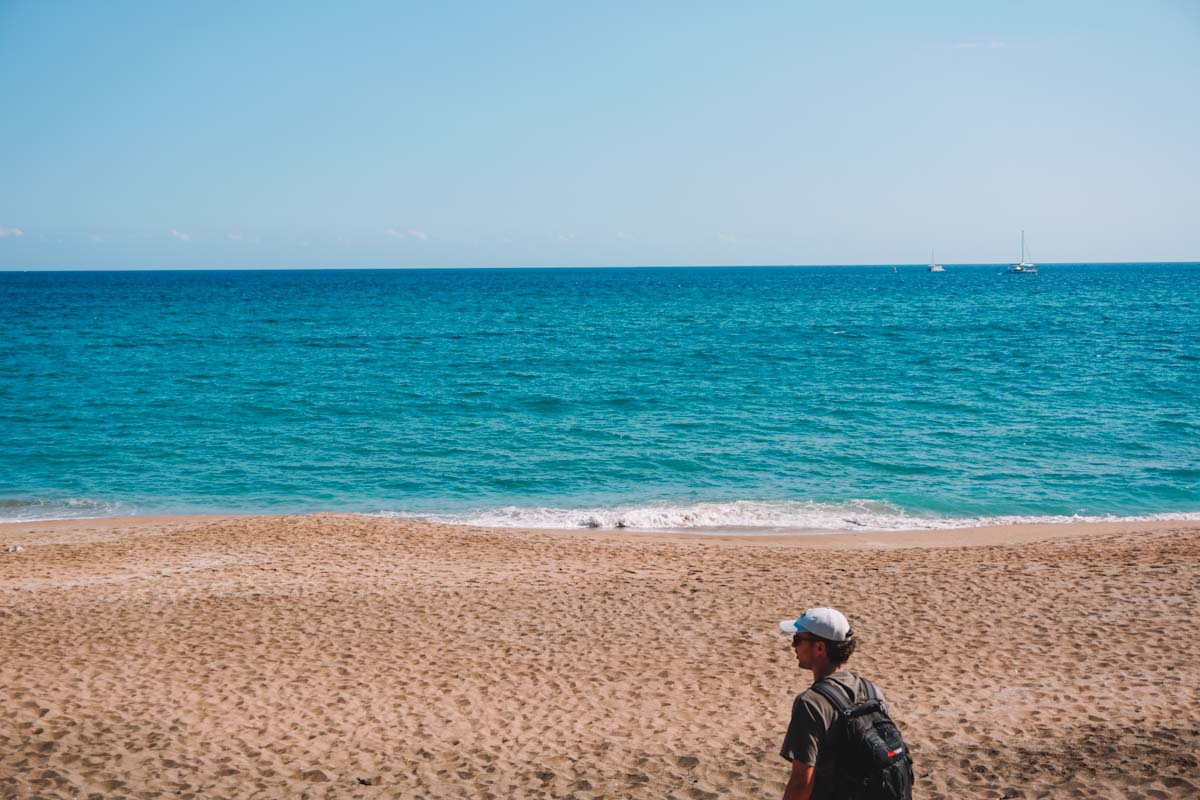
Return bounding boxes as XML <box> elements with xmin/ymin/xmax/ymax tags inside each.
<box><xmin>791</xmin><ymin>632</ymin><xmax>823</xmax><ymax>670</ymax></box>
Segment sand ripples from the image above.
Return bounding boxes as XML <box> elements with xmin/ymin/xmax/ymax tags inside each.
<box><xmin>1</xmin><ymin>515</ymin><xmax>1198</xmax><ymax>798</ymax></box>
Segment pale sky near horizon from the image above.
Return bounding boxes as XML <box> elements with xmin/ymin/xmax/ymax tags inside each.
<box><xmin>2</xmin><ymin>1</ymin><xmax>1198</xmax><ymax>269</ymax></box>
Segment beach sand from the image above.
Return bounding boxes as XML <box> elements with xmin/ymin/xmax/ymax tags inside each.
<box><xmin>1</xmin><ymin>514</ymin><xmax>1197</xmax><ymax>799</ymax></box>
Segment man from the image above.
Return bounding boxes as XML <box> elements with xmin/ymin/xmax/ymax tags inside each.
<box><xmin>777</xmin><ymin>606</ymin><xmax>910</xmax><ymax>800</ymax></box>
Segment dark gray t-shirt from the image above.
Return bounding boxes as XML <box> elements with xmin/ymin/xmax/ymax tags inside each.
<box><xmin>780</xmin><ymin>672</ymin><xmax>880</xmax><ymax>797</ymax></box>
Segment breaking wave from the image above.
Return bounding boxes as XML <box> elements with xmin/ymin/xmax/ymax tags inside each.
<box><xmin>376</xmin><ymin>499</ymin><xmax>1200</xmax><ymax>534</ymax></box>
<box><xmin>0</xmin><ymin>498</ymin><xmax>135</xmax><ymax>523</ymax></box>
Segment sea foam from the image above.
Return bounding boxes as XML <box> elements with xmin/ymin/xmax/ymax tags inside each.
<box><xmin>0</xmin><ymin>498</ymin><xmax>135</xmax><ymax>523</ymax></box>
<box><xmin>376</xmin><ymin>500</ymin><xmax>1200</xmax><ymax>534</ymax></box>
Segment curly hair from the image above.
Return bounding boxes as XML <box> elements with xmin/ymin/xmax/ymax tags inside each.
<box><xmin>823</xmin><ymin>630</ymin><xmax>857</xmax><ymax>665</ymax></box>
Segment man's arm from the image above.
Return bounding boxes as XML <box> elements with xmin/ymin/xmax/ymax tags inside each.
<box><xmin>782</xmin><ymin>760</ymin><xmax>815</xmax><ymax>800</ymax></box>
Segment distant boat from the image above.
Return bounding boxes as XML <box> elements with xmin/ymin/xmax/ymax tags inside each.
<box><xmin>892</xmin><ymin>266</ymin><xmax>898</xmax><ymax>273</ymax></box>
<box><xmin>1006</xmin><ymin>231</ymin><xmax>1038</xmax><ymax>274</ymax></box>
<box><xmin>928</xmin><ymin>250</ymin><xmax>944</xmax><ymax>272</ymax></box>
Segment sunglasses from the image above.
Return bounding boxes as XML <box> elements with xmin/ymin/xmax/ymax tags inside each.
<box><xmin>792</xmin><ymin>633</ymin><xmax>821</xmax><ymax>647</ymax></box>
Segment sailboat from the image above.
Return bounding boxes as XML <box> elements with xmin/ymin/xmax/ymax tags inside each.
<box><xmin>1006</xmin><ymin>231</ymin><xmax>1038</xmax><ymax>274</ymax></box>
<box><xmin>927</xmin><ymin>249</ymin><xmax>944</xmax><ymax>272</ymax></box>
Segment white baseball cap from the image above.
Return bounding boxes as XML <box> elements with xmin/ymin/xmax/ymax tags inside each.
<box><xmin>779</xmin><ymin>607</ymin><xmax>851</xmax><ymax>642</ymax></box>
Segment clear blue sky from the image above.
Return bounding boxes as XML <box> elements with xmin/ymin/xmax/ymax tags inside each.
<box><xmin>2</xmin><ymin>1</ymin><xmax>1197</xmax><ymax>268</ymax></box>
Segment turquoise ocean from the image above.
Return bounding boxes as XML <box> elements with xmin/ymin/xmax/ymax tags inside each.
<box><xmin>2</xmin><ymin>264</ymin><xmax>1198</xmax><ymax>532</ymax></box>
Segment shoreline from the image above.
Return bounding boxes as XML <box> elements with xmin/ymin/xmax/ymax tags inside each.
<box><xmin>4</xmin><ymin>512</ymin><xmax>1200</xmax><ymax>549</ymax></box>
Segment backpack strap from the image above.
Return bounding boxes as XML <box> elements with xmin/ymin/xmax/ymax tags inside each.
<box><xmin>857</xmin><ymin>677</ymin><xmax>891</xmax><ymax>716</ymax></box>
<box><xmin>810</xmin><ymin>677</ymin><xmax>854</xmax><ymax>717</ymax></box>
<box><xmin>813</xmin><ymin>676</ymin><xmax>888</xmax><ymax>721</ymax></box>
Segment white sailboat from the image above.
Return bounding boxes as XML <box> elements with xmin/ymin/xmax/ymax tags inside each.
<box><xmin>927</xmin><ymin>249</ymin><xmax>944</xmax><ymax>272</ymax></box>
<box><xmin>1006</xmin><ymin>231</ymin><xmax>1038</xmax><ymax>274</ymax></box>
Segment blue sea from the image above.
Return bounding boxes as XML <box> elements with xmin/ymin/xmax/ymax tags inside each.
<box><xmin>2</xmin><ymin>264</ymin><xmax>1198</xmax><ymax>532</ymax></box>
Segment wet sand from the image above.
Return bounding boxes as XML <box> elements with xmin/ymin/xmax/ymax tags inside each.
<box><xmin>1</xmin><ymin>514</ymin><xmax>1197</xmax><ymax>799</ymax></box>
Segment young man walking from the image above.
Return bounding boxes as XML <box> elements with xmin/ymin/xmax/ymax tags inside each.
<box><xmin>777</xmin><ymin>607</ymin><xmax>912</xmax><ymax>800</ymax></box>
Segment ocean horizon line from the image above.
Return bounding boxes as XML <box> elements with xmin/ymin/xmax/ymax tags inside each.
<box><xmin>3</xmin><ymin>260</ymin><xmax>1200</xmax><ymax>273</ymax></box>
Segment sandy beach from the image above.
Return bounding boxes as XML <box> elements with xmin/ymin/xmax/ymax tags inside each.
<box><xmin>1</xmin><ymin>514</ymin><xmax>1197</xmax><ymax>799</ymax></box>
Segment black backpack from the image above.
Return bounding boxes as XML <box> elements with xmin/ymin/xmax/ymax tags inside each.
<box><xmin>811</xmin><ymin>677</ymin><xmax>914</xmax><ymax>800</ymax></box>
